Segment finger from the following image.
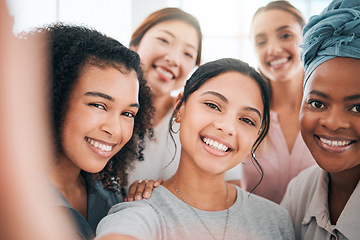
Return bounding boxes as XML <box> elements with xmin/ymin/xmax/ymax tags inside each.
<box><xmin>134</xmin><ymin>180</ymin><xmax>148</xmax><ymax>200</ymax></box>
<box><xmin>142</xmin><ymin>180</ymin><xmax>156</xmax><ymax>199</ymax></box>
<box><xmin>153</xmin><ymin>178</ymin><xmax>163</xmax><ymax>187</ymax></box>
<box><xmin>126</xmin><ymin>180</ymin><xmax>142</xmax><ymax>202</ymax></box>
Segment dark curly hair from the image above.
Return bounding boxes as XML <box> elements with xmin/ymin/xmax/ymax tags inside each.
<box><xmin>39</xmin><ymin>23</ymin><xmax>154</xmax><ymax>193</ymax></box>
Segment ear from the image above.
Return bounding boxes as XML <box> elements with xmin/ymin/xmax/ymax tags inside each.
<box><xmin>174</xmin><ymin>92</ymin><xmax>183</xmax><ymax>109</ymax></box>
<box><xmin>174</xmin><ymin>92</ymin><xmax>184</xmax><ymax>123</ymax></box>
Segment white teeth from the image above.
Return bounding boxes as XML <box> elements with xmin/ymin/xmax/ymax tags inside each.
<box><xmin>202</xmin><ymin>137</ymin><xmax>228</xmax><ymax>152</ymax></box>
<box><xmin>319</xmin><ymin>137</ymin><xmax>351</xmax><ymax>147</ymax></box>
<box><xmin>156</xmin><ymin>67</ymin><xmax>174</xmax><ymax>79</ymax></box>
<box><xmin>270</xmin><ymin>58</ymin><xmax>287</xmax><ymax>66</ymax></box>
<box><xmin>86</xmin><ymin>137</ymin><xmax>112</xmax><ymax>152</ymax></box>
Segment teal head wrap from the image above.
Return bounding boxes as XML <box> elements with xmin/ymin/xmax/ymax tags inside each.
<box><xmin>301</xmin><ymin>0</ymin><xmax>360</xmax><ymax>85</ymax></box>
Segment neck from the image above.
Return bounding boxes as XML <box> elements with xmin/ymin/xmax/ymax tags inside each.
<box><xmin>270</xmin><ymin>75</ymin><xmax>303</xmax><ymax>113</ymax></box>
<box><xmin>153</xmin><ymin>94</ymin><xmax>174</xmax><ymax>126</ymax></box>
<box><xmin>49</xmin><ymin>156</ymin><xmax>83</xmax><ymax>193</ymax></box>
<box><xmin>328</xmin><ymin>166</ymin><xmax>360</xmax><ymax>224</ymax></box>
<box><xmin>165</xmin><ymin>169</ymin><xmax>230</xmax><ymax>211</ymax></box>
<box><xmin>329</xmin><ymin>166</ymin><xmax>360</xmax><ymax>199</ymax></box>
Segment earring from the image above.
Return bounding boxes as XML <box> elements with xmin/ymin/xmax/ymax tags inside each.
<box><xmin>170</xmin><ymin>117</ymin><xmax>180</xmax><ymax>134</ymax></box>
<box><xmin>251</xmin><ymin>150</ymin><xmax>256</xmax><ymax>160</ymax></box>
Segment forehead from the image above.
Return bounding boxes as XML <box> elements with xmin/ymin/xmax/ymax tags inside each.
<box><xmin>73</xmin><ymin>64</ymin><xmax>139</xmax><ymax>100</ymax></box>
<box><xmin>304</xmin><ymin>57</ymin><xmax>360</xmax><ymax>98</ymax></box>
<box><xmin>194</xmin><ymin>71</ymin><xmax>263</xmax><ymax>108</ymax></box>
<box><xmin>146</xmin><ymin>20</ymin><xmax>198</xmax><ymax>44</ymax></box>
<box><xmin>251</xmin><ymin>9</ymin><xmax>301</xmax><ymax>36</ymax></box>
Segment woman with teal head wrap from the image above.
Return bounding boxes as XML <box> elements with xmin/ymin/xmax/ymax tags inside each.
<box><xmin>281</xmin><ymin>0</ymin><xmax>360</xmax><ymax>239</ymax></box>
<box><xmin>302</xmin><ymin>0</ymin><xmax>360</xmax><ymax>83</ymax></box>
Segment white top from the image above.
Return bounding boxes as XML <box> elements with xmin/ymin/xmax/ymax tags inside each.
<box><xmin>126</xmin><ymin>111</ymin><xmax>180</xmax><ymax>191</ymax></box>
<box><xmin>281</xmin><ymin>165</ymin><xmax>360</xmax><ymax>240</ymax></box>
<box><xmin>97</xmin><ymin>185</ymin><xmax>295</xmax><ymax>240</ymax></box>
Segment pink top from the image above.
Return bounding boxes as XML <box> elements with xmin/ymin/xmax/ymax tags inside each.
<box><xmin>241</xmin><ymin>111</ymin><xmax>316</xmax><ymax>204</ymax></box>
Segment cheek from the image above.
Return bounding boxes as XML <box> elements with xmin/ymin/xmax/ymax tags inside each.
<box><xmin>122</xmin><ymin>120</ymin><xmax>135</xmax><ymax>143</ymax></box>
<box><xmin>300</xmin><ymin>112</ymin><xmax>316</xmax><ymax>139</ymax></box>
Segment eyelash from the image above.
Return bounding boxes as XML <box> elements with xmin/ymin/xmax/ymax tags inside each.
<box><xmin>122</xmin><ymin>112</ymin><xmax>136</xmax><ymax>118</ymax></box>
<box><xmin>281</xmin><ymin>33</ymin><xmax>292</xmax><ymax>39</ymax></box>
<box><xmin>308</xmin><ymin>99</ymin><xmax>326</xmax><ymax>109</ymax></box>
<box><xmin>204</xmin><ymin>102</ymin><xmax>220</xmax><ymax>111</ymax></box>
<box><xmin>158</xmin><ymin>38</ymin><xmax>168</xmax><ymax>44</ymax></box>
<box><xmin>350</xmin><ymin>104</ymin><xmax>360</xmax><ymax>113</ymax></box>
<box><xmin>185</xmin><ymin>52</ymin><xmax>193</xmax><ymax>59</ymax></box>
<box><xmin>89</xmin><ymin>103</ymin><xmax>106</xmax><ymax>111</ymax></box>
<box><xmin>240</xmin><ymin>118</ymin><xmax>256</xmax><ymax>126</ymax></box>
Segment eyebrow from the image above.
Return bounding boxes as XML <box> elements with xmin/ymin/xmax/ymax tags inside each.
<box><xmin>85</xmin><ymin>91</ymin><xmax>139</xmax><ymax>108</ymax></box>
<box><xmin>201</xmin><ymin>91</ymin><xmax>228</xmax><ymax>103</ymax></box>
<box><xmin>344</xmin><ymin>94</ymin><xmax>360</xmax><ymax>101</ymax></box>
<box><xmin>309</xmin><ymin>90</ymin><xmax>360</xmax><ymax>102</ymax></box>
<box><xmin>254</xmin><ymin>25</ymin><xmax>290</xmax><ymax>39</ymax></box>
<box><xmin>308</xmin><ymin>90</ymin><xmax>329</xmax><ymax>99</ymax></box>
<box><xmin>85</xmin><ymin>91</ymin><xmax>114</xmax><ymax>101</ymax></box>
<box><xmin>276</xmin><ymin>25</ymin><xmax>290</xmax><ymax>32</ymax></box>
<box><xmin>201</xmin><ymin>91</ymin><xmax>262</xmax><ymax>118</ymax></box>
<box><xmin>159</xmin><ymin>29</ymin><xmax>197</xmax><ymax>51</ymax></box>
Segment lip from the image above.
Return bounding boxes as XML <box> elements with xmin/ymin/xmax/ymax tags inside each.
<box><xmin>154</xmin><ymin>65</ymin><xmax>175</xmax><ymax>82</ymax></box>
<box><xmin>201</xmin><ymin>135</ymin><xmax>233</xmax><ymax>157</ymax></box>
<box><xmin>314</xmin><ymin>134</ymin><xmax>355</xmax><ymax>154</ymax></box>
<box><xmin>85</xmin><ymin>137</ymin><xmax>116</xmax><ymax>159</ymax></box>
<box><xmin>267</xmin><ymin>57</ymin><xmax>290</xmax><ymax>69</ymax></box>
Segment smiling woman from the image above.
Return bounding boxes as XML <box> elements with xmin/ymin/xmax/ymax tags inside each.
<box><xmin>281</xmin><ymin>0</ymin><xmax>360</xmax><ymax>239</ymax></box>
<box><xmin>28</xmin><ymin>23</ymin><xmax>154</xmax><ymax>240</ymax></box>
<box><xmin>96</xmin><ymin>58</ymin><xmax>295</xmax><ymax>240</ymax></box>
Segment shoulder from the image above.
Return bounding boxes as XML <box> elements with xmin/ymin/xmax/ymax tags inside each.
<box><xmin>235</xmin><ymin>186</ymin><xmax>290</xmax><ymax>219</ymax></box>
<box><xmin>108</xmin><ymin>186</ymin><xmax>173</xmax><ymax>215</ymax></box>
<box><xmin>280</xmin><ymin>165</ymin><xmax>323</xmax><ymax>223</ymax></box>
<box><xmin>234</xmin><ymin>186</ymin><xmax>295</xmax><ymax>238</ymax></box>
<box><xmin>282</xmin><ymin>165</ymin><xmax>321</xmax><ymax>204</ymax></box>
<box><xmin>96</xmin><ymin>186</ymin><xmax>175</xmax><ymax>239</ymax></box>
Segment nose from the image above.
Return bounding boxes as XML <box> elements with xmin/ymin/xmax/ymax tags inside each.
<box><xmin>213</xmin><ymin>116</ymin><xmax>236</xmax><ymax>136</ymax></box>
<box><xmin>100</xmin><ymin>114</ymin><xmax>122</xmax><ymax>137</ymax></box>
<box><xmin>267</xmin><ymin>39</ymin><xmax>282</xmax><ymax>56</ymax></box>
<box><xmin>164</xmin><ymin>48</ymin><xmax>180</xmax><ymax>67</ymax></box>
<box><xmin>319</xmin><ymin>108</ymin><xmax>350</xmax><ymax>131</ymax></box>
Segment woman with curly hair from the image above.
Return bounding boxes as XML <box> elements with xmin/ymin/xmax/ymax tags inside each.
<box><xmin>43</xmin><ymin>23</ymin><xmax>153</xmax><ymax>240</ymax></box>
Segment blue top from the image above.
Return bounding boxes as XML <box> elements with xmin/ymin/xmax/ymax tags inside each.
<box><xmin>54</xmin><ymin>173</ymin><xmax>122</xmax><ymax>240</ymax></box>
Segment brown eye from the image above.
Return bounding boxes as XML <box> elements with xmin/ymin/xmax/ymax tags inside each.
<box><xmin>350</xmin><ymin>105</ymin><xmax>360</xmax><ymax>113</ymax></box>
<box><xmin>89</xmin><ymin>103</ymin><xmax>106</xmax><ymax>111</ymax></box>
<box><xmin>309</xmin><ymin>100</ymin><xmax>325</xmax><ymax>109</ymax></box>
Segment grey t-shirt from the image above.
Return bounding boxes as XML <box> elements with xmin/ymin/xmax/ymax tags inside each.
<box><xmin>97</xmin><ymin>185</ymin><xmax>294</xmax><ymax>240</ymax></box>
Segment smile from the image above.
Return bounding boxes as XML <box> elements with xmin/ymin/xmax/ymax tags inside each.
<box><xmin>269</xmin><ymin>57</ymin><xmax>289</xmax><ymax>67</ymax></box>
<box><xmin>319</xmin><ymin>137</ymin><xmax>352</xmax><ymax>147</ymax></box>
<box><xmin>202</xmin><ymin>137</ymin><xmax>229</xmax><ymax>152</ymax></box>
<box><xmin>156</xmin><ymin>66</ymin><xmax>174</xmax><ymax>80</ymax></box>
<box><xmin>85</xmin><ymin>137</ymin><xmax>113</xmax><ymax>152</ymax></box>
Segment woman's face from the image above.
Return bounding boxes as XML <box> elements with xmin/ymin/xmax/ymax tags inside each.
<box><xmin>177</xmin><ymin>71</ymin><xmax>263</xmax><ymax>175</ymax></box>
<box><xmin>300</xmin><ymin>57</ymin><xmax>360</xmax><ymax>174</ymax></box>
<box><xmin>251</xmin><ymin>9</ymin><xmax>303</xmax><ymax>82</ymax></box>
<box><xmin>132</xmin><ymin>20</ymin><xmax>199</xmax><ymax>98</ymax></box>
<box><xmin>60</xmin><ymin>64</ymin><xmax>139</xmax><ymax>173</ymax></box>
